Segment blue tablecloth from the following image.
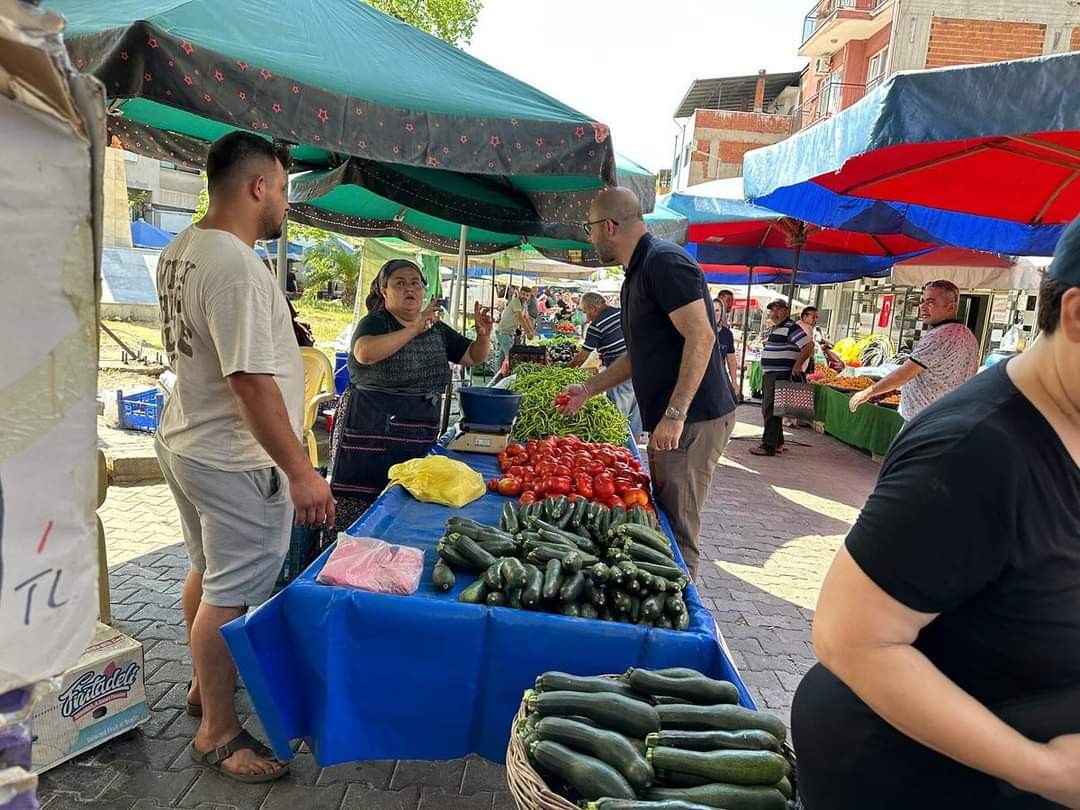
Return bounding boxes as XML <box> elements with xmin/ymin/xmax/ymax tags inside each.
<box><xmin>223</xmin><ymin>441</ymin><xmax>753</xmax><ymax>767</ymax></box>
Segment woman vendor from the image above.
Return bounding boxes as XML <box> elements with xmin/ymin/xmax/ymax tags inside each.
<box><xmin>330</xmin><ymin>259</ymin><xmax>493</xmax><ymax>529</ymax></box>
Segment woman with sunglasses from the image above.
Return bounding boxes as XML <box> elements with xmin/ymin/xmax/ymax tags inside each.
<box><xmin>328</xmin><ymin>260</ymin><xmax>493</xmax><ymax>530</ymax></box>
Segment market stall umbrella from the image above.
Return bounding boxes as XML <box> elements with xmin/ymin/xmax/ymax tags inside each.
<box><xmin>48</xmin><ymin>0</ymin><xmax>619</xmax><ymax>235</ymax></box>
<box><xmin>664</xmin><ymin>177</ymin><xmax>934</xmax><ymax>393</ymax></box>
<box><xmin>290</xmin><ymin>160</ymin><xmax>687</xmax><ymax>266</ymax></box>
<box><xmin>743</xmin><ymin>53</ymin><xmax>1080</xmax><ymax>257</ymax></box>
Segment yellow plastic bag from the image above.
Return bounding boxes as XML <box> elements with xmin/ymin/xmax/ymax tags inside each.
<box><xmin>387</xmin><ymin>455</ymin><xmax>486</xmax><ymax>508</ymax></box>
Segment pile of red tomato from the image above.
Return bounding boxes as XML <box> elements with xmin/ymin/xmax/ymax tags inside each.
<box><xmin>487</xmin><ymin>435</ymin><xmax>653</xmax><ymax>511</ymax></box>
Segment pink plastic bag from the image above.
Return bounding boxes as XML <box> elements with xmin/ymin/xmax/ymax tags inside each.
<box><xmin>316</xmin><ymin>536</ymin><xmax>425</xmax><ymax>595</ymax></box>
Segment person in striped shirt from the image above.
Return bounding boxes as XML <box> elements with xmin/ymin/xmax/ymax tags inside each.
<box><xmin>570</xmin><ymin>292</ymin><xmax>642</xmax><ymax>439</ymax></box>
<box><xmin>751</xmin><ymin>298</ymin><xmax>813</xmax><ymax>456</ymax></box>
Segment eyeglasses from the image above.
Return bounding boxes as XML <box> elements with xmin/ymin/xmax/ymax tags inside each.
<box><xmin>582</xmin><ymin>218</ymin><xmax>618</xmax><ymax>236</ymax></box>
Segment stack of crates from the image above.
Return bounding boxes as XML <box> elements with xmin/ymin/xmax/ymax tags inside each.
<box><xmin>116</xmin><ymin>389</ymin><xmax>165</xmax><ymax>433</ymax></box>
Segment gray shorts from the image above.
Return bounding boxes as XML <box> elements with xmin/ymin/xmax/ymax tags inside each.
<box><xmin>155</xmin><ymin>440</ymin><xmax>291</xmax><ymax>608</ymax></box>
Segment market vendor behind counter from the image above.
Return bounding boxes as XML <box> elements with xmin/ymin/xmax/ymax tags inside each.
<box><xmin>330</xmin><ymin>260</ymin><xmax>493</xmax><ymax>530</ymax></box>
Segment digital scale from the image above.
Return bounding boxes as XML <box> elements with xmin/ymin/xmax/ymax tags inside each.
<box><xmin>447</xmin><ymin>420</ymin><xmax>515</xmax><ymax>454</ymax></box>
<box><xmin>448</xmin><ymin>386</ymin><xmax>522</xmax><ymax>454</ymax></box>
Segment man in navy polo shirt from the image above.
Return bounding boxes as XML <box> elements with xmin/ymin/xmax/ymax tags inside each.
<box><xmin>557</xmin><ymin>187</ymin><xmax>736</xmax><ymax>578</ymax></box>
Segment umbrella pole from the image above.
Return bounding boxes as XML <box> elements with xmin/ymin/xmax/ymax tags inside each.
<box><xmin>738</xmin><ymin>267</ymin><xmax>753</xmax><ymax>398</ymax></box>
<box><xmin>786</xmin><ymin>240</ymin><xmax>803</xmax><ymax>309</ymax></box>
<box><xmin>442</xmin><ymin>224</ymin><xmax>469</xmax><ymax>433</ymax></box>
<box><xmin>276</xmin><ymin>216</ymin><xmax>289</xmax><ymax>292</ymax></box>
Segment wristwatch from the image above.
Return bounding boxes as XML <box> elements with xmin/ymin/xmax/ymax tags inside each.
<box><xmin>664</xmin><ymin>405</ymin><xmax>687</xmax><ymax>421</ymax></box>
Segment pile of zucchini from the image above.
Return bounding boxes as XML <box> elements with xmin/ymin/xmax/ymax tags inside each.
<box><xmin>432</xmin><ymin>496</ymin><xmax>691</xmax><ymax>628</ymax></box>
<box><xmin>517</xmin><ymin>668</ymin><xmax>794</xmax><ymax>810</ymax></box>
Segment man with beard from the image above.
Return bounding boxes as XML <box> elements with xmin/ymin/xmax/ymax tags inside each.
<box><xmin>557</xmin><ymin>187</ymin><xmax>736</xmax><ymax>577</ymax></box>
<box><xmin>155</xmin><ymin>132</ymin><xmax>333</xmax><ymax>783</ymax></box>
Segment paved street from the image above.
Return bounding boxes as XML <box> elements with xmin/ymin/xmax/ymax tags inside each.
<box><xmin>38</xmin><ymin>405</ymin><xmax>878</xmax><ymax>809</ymax></box>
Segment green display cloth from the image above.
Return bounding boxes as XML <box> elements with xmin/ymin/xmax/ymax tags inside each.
<box><xmin>748</xmin><ymin>361</ymin><xmax>763</xmax><ymax>394</ymax></box>
<box><xmin>813</xmin><ymin>384</ymin><xmax>905</xmax><ymax>457</ymax></box>
<box><xmin>420</xmin><ymin>253</ymin><xmax>443</xmax><ymax>299</ymax></box>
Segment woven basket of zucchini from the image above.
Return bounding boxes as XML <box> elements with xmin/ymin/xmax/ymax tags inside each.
<box><xmin>434</xmin><ymin>497</ymin><xmax>693</xmax><ymax>627</ymax></box>
<box><xmin>506</xmin><ymin>669</ymin><xmax>797</xmax><ymax>810</ymax></box>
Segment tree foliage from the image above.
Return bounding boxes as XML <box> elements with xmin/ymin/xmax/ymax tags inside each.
<box><xmin>301</xmin><ymin>238</ymin><xmax>363</xmax><ymax>306</ymax></box>
<box><xmin>365</xmin><ymin>0</ymin><xmax>483</xmax><ymax>44</ymax></box>
<box><xmin>193</xmin><ymin>186</ymin><xmax>208</xmax><ymax>223</ymax></box>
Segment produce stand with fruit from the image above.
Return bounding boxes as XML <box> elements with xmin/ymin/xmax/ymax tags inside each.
<box><xmin>807</xmin><ymin>368</ymin><xmax>904</xmax><ymax>457</ymax></box>
<box><xmin>221</xmin><ymin>434</ymin><xmax>756</xmax><ymax>769</ymax></box>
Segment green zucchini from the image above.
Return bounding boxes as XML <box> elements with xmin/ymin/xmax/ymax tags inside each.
<box><xmin>775</xmin><ymin>776</ymin><xmax>792</xmax><ymax>799</ymax></box>
<box><xmin>437</xmin><ymin>539</ymin><xmax>482</xmax><ymax>572</ymax></box>
<box><xmin>645</xmin><ymin>729</ymin><xmax>781</xmax><ymax>754</ymax></box>
<box><xmin>647</xmin><ymin>747</ymin><xmax>787</xmax><ymax>787</ymax></box>
<box><xmin>586</xmin><ymin>799</ymin><xmax>717</xmax><ymax>810</ymax></box>
<box><xmin>618</xmin><ymin>523</ymin><xmax>676</xmax><ymax>557</ymax></box>
<box><xmin>526</xmin><ymin>690</ymin><xmax>661</xmax><ymax>738</ymax></box>
<box><xmin>555</xmin><ymin>504</ymin><xmax>575</xmax><ymax>529</ymax></box>
<box><xmin>507</xmin><ymin>587</ymin><xmax>523</xmax><ymax>609</ymax></box>
<box><xmin>655</xmin><ymin>704</ymin><xmax>787</xmax><ymax>743</ymax></box>
<box><xmin>551</xmin><ymin>496</ymin><xmax>569</xmax><ymax>519</ymax></box>
<box><xmin>636</xmin><ymin>562</ymin><xmax>689</xmax><ymax>585</ymax></box>
<box><xmin>431</xmin><ymin>559</ymin><xmax>456</xmax><ymax>591</ymax></box>
<box><xmin>562</xmin><ymin>549</ymin><xmax>584</xmax><ymax>573</ymax></box>
<box><xmin>522</xmin><ymin>564</ymin><xmax>543</xmax><ymax>609</ymax></box>
<box><xmin>518</xmin><ymin>530</ymin><xmax>543</xmax><ymax>544</ymax></box>
<box><xmin>483</xmin><ymin>563</ymin><xmax>504</xmax><ymax>591</ymax></box>
<box><xmin>542</xmin><ymin>559</ymin><xmax>563</xmax><ymax>600</ymax></box>
<box><xmin>580</xmin><ymin>603</ymin><xmax>599</xmax><ymax>620</ymax></box>
<box><xmin>629</xmin><ymin>595</ymin><xmax>641</xmax><ymax>622</ymax></box>
<box><xmin>625</xmin><ymin>541</ymin><xmax>678</xmax><ymax>567</ymax></box>
<box><xmin>570</xmin><ymin>496</ymin><xmax>589</xmax><ymax>527</ymax></box>
<box><xmin>485</xmin><ymin>591</ymin><xmax>507</xmax><ymax>607</ymax></box>
<box><xmin>665</xmin><ymin>594</ymin><xmax>687</xmax><ymax>618</ymax></box>
<box><xmin>652</xmin><ymin>668</ymin><xmax>703</xmax><ymax>679</ymax></box>
<box><xmin>654</xmin><ymin>767</ymin><xmax>711</xmax><ymax>787</ymax></box>
<box><xmin>541</xmin><ymin>529</ymin><xmax>595</xmax><ymax>554</ymax></box>
<box><xmin>528</xmin><ymin>546</ymin><xmax>597</xmax><ymax>567</ymax></box>
<box><xmin>500</xmin><ymin>557</ymin><xmax>527</xmax><ymax>590</ymax></box>
<box><xmin>654</xmin><ymin>615</ymin><xmax>674</xmax><ymax>630</ymax></box>
<box><xmin>558</xmin><ymin>571</ymin><xmax>586</xmax><ymax>603</ymax></box>
<box><xmin>527</xmin><ymin>740</ymin><xmax>635</xmax><ymax>801</ymax></box>
<box><xmin>501</xmin><ymin>502</ymin><xmax>519</xmax><ymax>534</ymax></box>
<box><xmin>625</xmin><ymin>575</ymin><xmax>642</xmax><ymax>594</ymax></box>
<box><xmin>626</xmin><ymin>669</ymin><xmax>740</xmax><ymax>706</ymax></box>
<box><xmin>453</xmin><ymin>535</ymin><xmax>498</xmax><ymax>569</ymax></box>
<box><xmin>534</xmin><ymin>716</ymin><xmax>654</xmax><ymax>791</ymax></box>
<box><xmin>458</xmin><ymin>578</ymin><xmax>486</xmax><ymax>604</ymax></box>
<box><xmin>609</xmin><ymin>505</ymin><xmax>627</xmax><ymax>531</ymax></box>
<box><xmin>468</xmin><ymin>525</ymin><xmax>518</xmax><ymax>545</ymax></box>
<box><xmin>476</xmin><ymin>538</ymin><xmax>519</xmax><ymax>557</ymax></box>
<box><xmin>675</xmin><ymin>610</ymin><xmax>690</xmax><ymax>631</ymax></box>
<box><xmin>575</xmin><ymin>524</ymin><xmax>594</xmax><ymax>541</ymax></box>
<box><xmin>646</xmin><ymin>784</ymin><xmax>786</xmax><ymax>810</ymax></box>
<box><xmin>589</xmin><ymin>562</ymin><xmax>611</xmax><ymax>583</ymax></box>
<box><xmin>640</xmin><ymin>594</ymin><xmax>665</xmax><ymax>621</ymax></box>
<box><xmin>561</xmin><ymin>602</ymin><xmax>581</xmax><ymax>618</ymax></box>
<box><xmin>610</xmin><ymin>589</ymin><xmax>632</xmax><ymax>614</ymax></box>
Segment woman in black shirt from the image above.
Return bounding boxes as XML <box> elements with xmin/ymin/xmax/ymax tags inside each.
<box><xmin>329</xmin><ymin>260</ymin><xmax>492</xmax><ymax>530</ymax></box>
<box><xmin>793</xmin><ymin>248</ymin><xmax>1080</xmax><ymax>810</ymax></box>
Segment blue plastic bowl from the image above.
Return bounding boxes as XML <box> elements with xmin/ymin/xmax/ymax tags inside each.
<box><xmin>459</xmin><ymin>387</ymin><xmax>522</xmax><ymax>427</ymax></box>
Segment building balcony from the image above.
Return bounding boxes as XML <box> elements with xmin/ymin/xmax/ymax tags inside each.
<box><xmin>790</xmin><ymin>81</ymin><xmax>867</xmax><ymax>132</ymax></box>
<box><xmin>799</xmin><ymin>0</ymin><xmax>894</xmax><ymax>57</ymax></box>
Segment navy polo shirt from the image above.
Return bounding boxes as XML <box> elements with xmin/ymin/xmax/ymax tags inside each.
<box><xmin>620</xmin><ymin>233</ymin><xmax>736</xmax><ymax>432</ymax></box>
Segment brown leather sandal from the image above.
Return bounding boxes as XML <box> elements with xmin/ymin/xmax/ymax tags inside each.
<box><xmin>189</xmin><ymin>729</ymin><xmax>289</xmax><ymax>783</ymax></box>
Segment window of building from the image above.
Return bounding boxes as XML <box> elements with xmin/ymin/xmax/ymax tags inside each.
<box><xmin>867</xmin><ymin>47</ymin><xmax>889</xmax><ymax>89</ymax></box>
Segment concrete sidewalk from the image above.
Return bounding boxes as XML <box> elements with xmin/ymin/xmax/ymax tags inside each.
<box><xmin>39</xmin><ymin>404</ymin><xmax>878</xmax><ymax>809</ymax></box>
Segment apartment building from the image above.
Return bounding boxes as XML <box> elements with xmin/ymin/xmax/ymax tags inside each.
<box><xmin>122</xmin><ymin>150</ymin><xmax>203</xmax><ymax>235</ymax></box>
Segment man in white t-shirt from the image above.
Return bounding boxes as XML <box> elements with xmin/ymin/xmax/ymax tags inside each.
<box><xmin>849</xmin><ymin>280</ymin><xmax>979</xmax><ymax>420</ymax></box>
<box><xmin>155</xmin><ymin>132</ymin><xmax>334</xmax><ymax>783</ymax></box>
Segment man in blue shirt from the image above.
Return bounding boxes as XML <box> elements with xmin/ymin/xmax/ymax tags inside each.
<box><xmin>557</xmin><ymin>188</ymin><xmax>736</xmax><ymax>577</ymax></box>
<box><xmin>751</xmin><ymin>298</ymin><xmax>812</xmax><ymax>457</ymax></box>
<box><xmin>570</xmin><ymin>291</ymin><xmax>641</xmax><ymax>439</ymax></box>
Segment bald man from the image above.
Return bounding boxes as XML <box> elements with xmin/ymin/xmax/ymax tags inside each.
<box><xmin>557</xmin><ymin>188</ymin><xmax>737</xmax><ymax>577</ymax></box>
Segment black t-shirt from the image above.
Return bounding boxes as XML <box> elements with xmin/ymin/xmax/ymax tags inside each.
<box><xmin>846</xmin><ymin>360</ymin><xmax>1080</xmax><ymax>705</ymax></box>
<box><xmin>347</xmin><ymin>309</ymin><xmax>472</xmax><ymax>394</ymax></box>
<box><xmin>717</xmin><ymin>325</ymin><xmax>735</xmax><ymax>356</ymax></box>
<box><xmin>621</xmin><ymin>234</ymin><xmax>736</xmax><ymax>432</ymax></box>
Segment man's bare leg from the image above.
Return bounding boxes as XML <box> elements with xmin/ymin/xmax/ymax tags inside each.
<box><xmin>182</xmin><ymin>571</ymin><xmax>202</xmax><ymax>706</ymax></box>
<box><xmin>189</xmin><ymin>604</ymin><xmax>284</xmax><ymax>776</ymax></box>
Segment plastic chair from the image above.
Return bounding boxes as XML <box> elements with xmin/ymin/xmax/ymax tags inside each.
<box><xmin>301</xmin><ymin>347</ymin><xmax>337</xmax><ymax>466</ymax></box>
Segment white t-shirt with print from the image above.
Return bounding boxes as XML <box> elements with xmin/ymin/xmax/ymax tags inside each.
<box><xmin>155</xmin><ymin>226</ymin><xmax>304</xmax><ymax>471</ymax></box>
<box><xmin>901</xmin><ymin>321</ymin><xmax>979</xmax><ymax>420</ymax></box>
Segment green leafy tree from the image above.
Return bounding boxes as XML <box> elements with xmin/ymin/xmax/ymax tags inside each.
<box><xmin>301</xmin><ymin>238</ymin><xmax>363</xmax><ymax>306</ymax></box>
<box><xmin>193</xmin><ymin>186</ymin><xmax>208</xmax><ymax>222</ymax></box>
<box><xmin>365</xmin><ymin>0</ymin><xmax>483</xmax><ymax>44</ymax></box>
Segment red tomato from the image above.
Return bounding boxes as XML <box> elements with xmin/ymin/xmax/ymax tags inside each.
<box><xmin>574</xmin><ymin>474</ymin><xmax>594</xmax><ymax>499</ymax></box>
<box><xmin>507</xmin><ymin>465</ymin><xmax>525</xmax><ymax>478</ymax></box>
<box><xmin>496</xmin><ymin>451</ymin><xmax>509</xmax><ymax>470</ymax></box>
<box><xmin>497</xmin><ymin>477</ymin><xmax>523</xmax><ymax>497</ymax></box>
<box><xmin>526</xmin><ymin>440</ymin><xmax>539</xmax><ymax>455</ymax></box>
<box><xmin>623</xmin><ymin>488</ymin><xmax>650</xmax><ymax>508</ymax></box>
<box><xmin>486</xmin><ymin>478</ymin><xmax>500</xmax><ymax>492</ymax></box>
<box><xmin>593</xmin><ymin>475</ymin><xmax>616</xmax><ymax>500</ymax></box>
<box><xmin>614</xmin><ymin>477</ymin><xmax>636</xmax><ymax>496</ymax></box>
<box><xmin>533</xmin><ymin>479</ymin><xmax>547</xmax><ymax>496</ymax></box>
<box><xmin>584</xmin><ymin>460</ymin><xmax>605</xmax><ymax>476</ymax></box>
<box><xmin>507</xmin><ymin>443</ymin><xmax>527</xmax><ymax>457</ymax></box>
<box><xmin>566</xmin><ymin>493</ymin><xmax>578</xmax><ymax>503</ymax></box>
<box><xmin>548</xmin><ymin>477</ymin><xmax>573</xmax><ymax>496</ymax></box>
<box><xmin>519</xmin><ymin>492</ymin><xmax>537</xmax><ymax>505</ymax></box>
<box><xmin>629</xmin><ymin>458</ymin><xmax>643</xmax><ymax>471</ymax></box>
<box><xmin>552</xmin><ymin>464</ymin><xmax>573</xmax><ymax>479</ymax></box>
<box><xmin>606</xmin><ymin>495</ymin><xmax>625</xmax><ymax>509</ymax></box>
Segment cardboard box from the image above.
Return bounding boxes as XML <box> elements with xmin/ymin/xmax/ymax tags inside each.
<box><xmin>30</xmin><ymin>623</ymin><xmax>149</xmax><ymax>772</ymax></box>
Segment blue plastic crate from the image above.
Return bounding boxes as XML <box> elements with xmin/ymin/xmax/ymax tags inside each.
<box><xmin>277</xmin><ymin>524</ymin><xmax>320</xmax><ymax>586</ymax></box>
<box><xmin>116</xmin><ymin>388</ymin><xmax>165</xmax><ymax>433</ymax></box>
